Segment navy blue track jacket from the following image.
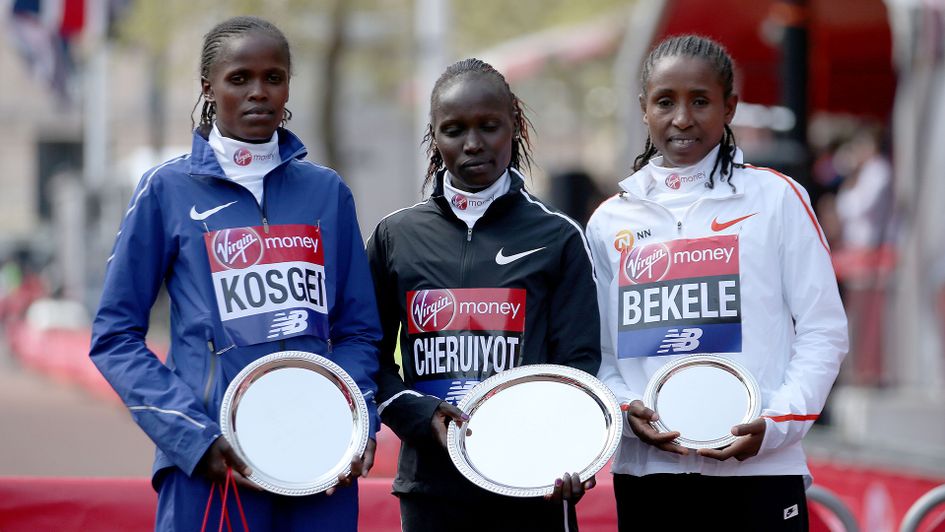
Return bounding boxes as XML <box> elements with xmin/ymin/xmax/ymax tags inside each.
<box><xmin>90</xmin><ymin>129</ymin><xmax>381</xmax><ymax>485</ymax></box>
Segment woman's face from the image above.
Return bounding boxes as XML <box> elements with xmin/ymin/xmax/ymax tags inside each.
<box><xmin>640</xmin><ymin>55</ymin><xmax>737</xmax><ymax>168</ymax></box>
<box><xmin>202</xmin><ymin>31</ymin><xmax>290</xmax><ymax>143</ymax></box>
<box><xmin>431</xmin><ymin>76</ymin><xmax>515</xmax><ymax>192</ymax></box>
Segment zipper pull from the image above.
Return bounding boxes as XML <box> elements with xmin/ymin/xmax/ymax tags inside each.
<box><xmin>467</xmin><ymin>228</ymin><xmax>473</xmax><ymax>242</ymax></box>
<box><xmin>677</xmin><ymin>220</ymin><xmax>682</xmax><ymax>233</ymax></box>
<box><xmin>207</xmin><ymin>339</ymin><xmax>215</xmax><ymax>352</ymax></box>
<box><xmin>262</xmin><ymin>216</ymin><xmax>270</xmax><ymax>233</ymax></box>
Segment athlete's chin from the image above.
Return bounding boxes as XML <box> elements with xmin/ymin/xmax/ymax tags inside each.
<box><xmin>453</xmin><ymin>168</ymin><xmax>500</xmax><ymax>191</ymax></box>
<box><xmin>233</xmin><ymin>122</ymin><xmax>280</xmax><ymax>142</ymax></box>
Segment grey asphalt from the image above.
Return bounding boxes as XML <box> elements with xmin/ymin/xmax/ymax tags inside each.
<box><xmin>0</xmin><ymin>337</ymin><xmax>154</xmax><ymax>477</ymax></box>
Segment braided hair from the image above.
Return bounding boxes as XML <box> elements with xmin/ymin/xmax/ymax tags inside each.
<box><xmin>421</xmin><ymin>58</ymin><xmax>534</xmax><ymax>191</ymax></box>
<box><xmin>633</xmin><ymin>35</ymin><xmax>740</xmax><ymax>191</ymax></box>
<box><xmin>191</xmin><ymin>16</ymin><xmax>293</xmax><ymax>135</ymax></box>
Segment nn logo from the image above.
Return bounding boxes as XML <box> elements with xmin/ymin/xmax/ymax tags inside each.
<box><xmin>636</xmin><ymin>229</ymin><xmax>651</xmax><ymax>240</ymax></box>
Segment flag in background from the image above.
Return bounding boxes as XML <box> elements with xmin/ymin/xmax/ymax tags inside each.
<box><xmin>8</xmin><ymin>0</ymin><xmax>86</xmax><ymax>104</ymax></box>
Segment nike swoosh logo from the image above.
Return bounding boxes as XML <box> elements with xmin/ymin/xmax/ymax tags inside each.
<box><xmin>190</xmin><ymin>201</ymin><xmax>237</xmax><ymax>221</ymax></box>
<box><xmin>711</xmin><ymin>212</ymin><xmax>758</xmax><ymax>232</ymax></box>
<box><xmin>495</xmin><ymin>247</ymin><xmax>546</xmax><ymax>265</ymax></box>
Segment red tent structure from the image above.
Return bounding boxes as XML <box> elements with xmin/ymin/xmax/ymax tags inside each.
<box><xmin>655</xmin><ymin>0</ymin><xmax>896</xmax><ymax>120</ymax></box>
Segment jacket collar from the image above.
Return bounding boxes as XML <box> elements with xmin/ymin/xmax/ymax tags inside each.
<box><xmin>430</xmin><ymin>167</ymin><xmax>528</xmax><ymax>221</ymax></box>
<box><xmin>188</xmin><ymin>127</ymin><xmax>308</xmax><ymax>178</ymax></box>
<box><xmin>618</xmin><ymin>147</ymin><xmax>745</xmax><ymax>200</ymax></box>
<box><xmin>431</xmin><ymin>166</ymin><xmax>526</xmax><ymax>197</ymax></box>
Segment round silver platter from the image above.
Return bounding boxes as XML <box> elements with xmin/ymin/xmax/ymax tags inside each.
<box><xmin>446</xmin><ymin>364</ymin><xmax>622</xmax><ymax>497</ymax></box>
<box><xmin>643</xmin><ymin>354</ymin><xmax>761</xmax><ymax>450</ymax></box>
<box><xmin>219</xmin><ymin>350</ymin><xmax>369</xmax><ymax>496</ymax></box>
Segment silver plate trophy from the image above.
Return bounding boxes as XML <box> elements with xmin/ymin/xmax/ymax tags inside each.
<box><xmin>446</xmin><ymin>364</ymin><xmax>622</xmax><ymax>497</ymax></box>
<box><xmin>219</xmin><ymin>350</ymin><xmax>369</xmax><ymax>496</ymax></box>
<box><xmin>643</xmin><ymin>355</ymin><xmax>761</xmax><ymax>450</ymax></box>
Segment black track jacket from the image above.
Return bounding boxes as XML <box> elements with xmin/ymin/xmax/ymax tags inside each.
<box><xmin>366</xmin><ymin>169</ymin><xmax>601</xmax><ymax>499</ymax></box>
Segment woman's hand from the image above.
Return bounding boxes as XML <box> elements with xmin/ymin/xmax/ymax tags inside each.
<box><xmin>545</xmin><ymin>473</ymin><xmax>596</xmax><ymax>505</ymax></box>
<box><xmin>625</xmin><ymin>400</ymin><xmax>689</xmax><ymax>455</ymax></box>
<box><xmin>195</xmin><ymin>436</ymin><xmax>260</xmax><ymax>491</ymax></box>
<box><xmin>698</xmin><ymin>418</ymin><xmax>766</xmax><ymax>462</ymax></box>
<box><xmin>328</xmin><ymin>438</ymin><xmax>377</xmax><ymax>496</ymax></box>
<box><xmin>431</xmin><ymin>401</ymin><xmax>468</xmax><ymax>448</ymax></box>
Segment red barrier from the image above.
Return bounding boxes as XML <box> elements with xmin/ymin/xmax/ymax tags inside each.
<box><xmin>2</xmin><ymin>465</ymin><xmax>944</xmax><ymax>531</ymax></box>
<box><xmin>0</xmin><ymin>476</ymin><xmax>614</xmax><ymax>531</ymax></box>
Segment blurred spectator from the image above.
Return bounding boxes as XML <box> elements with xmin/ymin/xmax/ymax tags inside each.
<box><xmin>835</xmin><ymin>126</ymin><xmax>893</xmax><ymax>250</ymax></box>
<box><xmin>547</xmin><ymin>169</ymin><xmax>606</xmax><ymax>227</ymax></box>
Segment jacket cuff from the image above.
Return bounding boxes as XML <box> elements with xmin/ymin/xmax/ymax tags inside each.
<box><xmin>756</xmin><ymin>416</ymin><xmax>787</xmax><ymax>456</ymax></box>
<box><xmin>179</xmin><ymin>426</ymin><xmax>223</xmax><ymax>478</ymax></box>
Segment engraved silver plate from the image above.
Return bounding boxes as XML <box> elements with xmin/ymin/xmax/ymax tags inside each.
<box><xmin>446</xmin><ymin>364</ymin><xmax>622</xmax><ymax>497</ymax></box>
<box><xmin>643</xmin><ymin>355</ymin><xmax>761</xmax><ymax>450</ymax></box>
<box><xmin>219</xmin><ymin>350</ymin><xmax>369</xmax><ymax>496</ymax></box>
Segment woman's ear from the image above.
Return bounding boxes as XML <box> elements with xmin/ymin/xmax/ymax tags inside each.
<box><xmin>639</xmin><ymin>93</ymin><xmax>648</xmax><ymax>125</ymax></box>
<box><xmin>201</xmin><ymin>77</ymin><xmax>214</xmax><ymax>102</ymax></box>
<box><xmin>724</xmin><ymin>93</ymin><xmax>739</xmax><ymax>124</ymax></box>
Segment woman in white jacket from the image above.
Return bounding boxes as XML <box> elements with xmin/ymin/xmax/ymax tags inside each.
<box><xmin>585</xmin><ymin>35</ymin><xmax>848</xmax><ymax>531</ymax></box>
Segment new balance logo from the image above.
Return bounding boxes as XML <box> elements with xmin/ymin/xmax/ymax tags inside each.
<box><xmin>783</xmin><ymin>504</ymin><xmax>799</xmax><ymax>520</ymax></box>
<box><xmin>657</xmin><ymin>328</ymin><xmax>703</xmax><ymax>354</ymax></box>
<box><xmin>267</xmin><ymin>310</ymin><xmax>308</xmax><ymax>339</ymax></box>
<box><xmin>444</xmin><ymin>380</ymin><xmax>478</xmax><ymax>405</ymax></box>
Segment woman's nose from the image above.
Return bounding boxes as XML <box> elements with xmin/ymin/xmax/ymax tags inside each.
<box><xmin>672</xmin><ymin>105</ymin><xmax>693</xmax><ymax>128</ymax></box>
<box><xmin>464</xmin><ymin>131</ymin><xmax>484</xmax><ymax>152</ymax></box>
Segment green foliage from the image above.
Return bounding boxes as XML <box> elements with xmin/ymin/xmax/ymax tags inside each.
<box><xmin>451</xmin><ymin>0</ymin><xmax>634</xmax><ymax>52</ymax></box>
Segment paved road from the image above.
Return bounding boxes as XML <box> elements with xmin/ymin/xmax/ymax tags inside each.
<box><xmin>0</xmin><ymin>341</ymin><xmax>153</xmax><ymax>477</ymax></box>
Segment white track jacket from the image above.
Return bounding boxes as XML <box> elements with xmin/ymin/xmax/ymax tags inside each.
<box><xmin>586</xmin><ymin>149</ymin><xmax>848</xmax><ymax>479</ymax></box>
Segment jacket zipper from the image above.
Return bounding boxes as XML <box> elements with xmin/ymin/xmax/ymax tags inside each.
<box><xmin>460</xmin><ymin>227</ymin><xmax>473</xmax><ymax>285</ymax></box>
<box><xmin>260</xmin><ymin>176</ymin><xmax>270</xmax><ymax>233</ymax></box>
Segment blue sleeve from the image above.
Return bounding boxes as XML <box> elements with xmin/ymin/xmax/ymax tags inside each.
<box><xmin>328</xmin><ymin>183</ymin><xmax>382</xmax><ymax>437</ymax></box>
<box><xmin>89</xmin><ymin>170</ymin><xmax>220</xmax><ymax>476</ymax></box>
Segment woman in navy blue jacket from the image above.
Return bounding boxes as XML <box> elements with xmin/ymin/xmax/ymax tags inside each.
<box><xmin>89</xmin><ymin>16</ymin><xmax>380</xmax><ymax>531</ymax></box>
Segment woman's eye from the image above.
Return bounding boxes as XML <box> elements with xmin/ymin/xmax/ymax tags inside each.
<box><xmin>268</xmin><ymin>74</ymin><xmax>284</xmax><ymax>83</ymax></box>
<box><xmin>656</xmin><ymin>98</ymin><xmax>673</xmax><ymax>108</ymax></box>
<box><xmin>229</xmin><ymin>75</ymin><xmax>245</xmax><ymax>84</ymax></box>
<box><xmin>441</xmin><ymin>126</ymin><xmax>461</xmax><ymax>137</ymax></box>
<box><xmin>693</xmin><ymin>98</ymin><xmax>709</xmax><ymax>106</ymax></box>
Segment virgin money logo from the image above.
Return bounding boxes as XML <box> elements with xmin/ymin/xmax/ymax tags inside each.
<box><xmin>411</xmin><ymin>289</ymin><xmax>456</xmax><ymax>332</ymax></box>
<box><xmin>624</xmin><ymin>242</ymin><xmax>671</xmax><ymax>284</ymax></box>
<box><xmin>233</xmin><ymin>148</ymin><xmax>253</xmax><ymax>167</ymax></box>
<box><xmin>451</xmin><ymin>194</ymin><xmax>468</xmax><ymax>210</ymax></box>
<box><xmin>665</xmin><ymin>173</ymin><xmax>680</xmax><ymax>190</ymax></box>
<box><xmin>212</xmin><ymin>227</ymin><xmax>263</xmax><ymax>269</ymax></box>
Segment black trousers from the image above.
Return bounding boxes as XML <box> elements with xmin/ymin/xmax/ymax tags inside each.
<box><xmin>398</xmin><ymin>492</ymin><xmax>580</xmax><ymax>532</ymax></box>
<box><xmin>614</xmin><ymin>473</ymin><xmax>809</xmax><ymax>532</ymax></box>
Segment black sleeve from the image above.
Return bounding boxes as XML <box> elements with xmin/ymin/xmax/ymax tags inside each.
<box><xmin>366</xmin><ymin>220</ymin><xmax>441</xmax><ymax>444</ymax></box>
<box><xmin>547</xmin><ymin>223</ymin><xmax>602</xmax><ymax>375</ymax></box>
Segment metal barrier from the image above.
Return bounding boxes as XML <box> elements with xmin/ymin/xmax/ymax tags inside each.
<box><xmin>808</xmin><ymin>484</ymin><xmax>860</xmax><ymax>532</ymax></box>
<box><xmin>900</xmin><ymin>484</ymin><xmax>945</xmax><ymax>532</ymax></box>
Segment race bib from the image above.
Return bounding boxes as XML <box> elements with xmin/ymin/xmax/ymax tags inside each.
<box><xmin>406</xmin><ymin>288</ymin><xmax>525</xmax><ymax>405</ymax></box>
<box><xmin>205</xmin><ymin>224</ymin><xmax>329</xmax><ymax>346</ymax></box>
<box><xmin>617</xmin><ymin>235</ymin><xmax>741</xmax><ymax>358</ymax></box>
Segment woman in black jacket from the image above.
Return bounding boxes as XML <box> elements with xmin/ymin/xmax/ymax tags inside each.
<box><xmin>366</xmin><ymin>58</ymin><xmax>601</xmax><ymax>532</ymax></box>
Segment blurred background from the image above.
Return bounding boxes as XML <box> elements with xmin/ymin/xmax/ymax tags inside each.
<box><xmin>1</xmin><ymin>0</ymin><xmax>944</xmax><ymax>530</ymax></box>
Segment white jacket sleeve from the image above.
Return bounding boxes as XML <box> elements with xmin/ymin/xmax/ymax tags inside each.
<box><xmin>586</xmin><ymin>215</ymin><xmax>640</xmax><ymax>407</ymax></box>
<box><xmin>758</xmin><ymin>178</ymin><xmax>849</xmax><ymax>454</ymax></box>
